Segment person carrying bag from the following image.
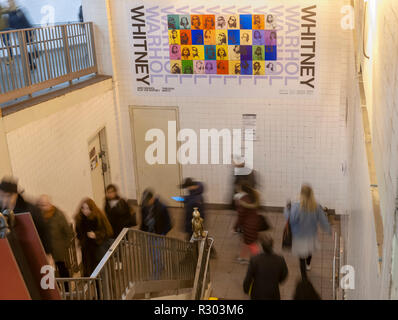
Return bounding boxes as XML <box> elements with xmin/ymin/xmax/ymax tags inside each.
<box><xmin>283</xmin><ymin>184</ymin><xmax>331</xmax><ymax>279</ymax></box>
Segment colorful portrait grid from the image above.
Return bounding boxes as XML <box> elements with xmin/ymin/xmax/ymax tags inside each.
<box><xmin>168</xmin><ymin>14</ymin><xmax>278</xmax><ymax>75</ymax></box>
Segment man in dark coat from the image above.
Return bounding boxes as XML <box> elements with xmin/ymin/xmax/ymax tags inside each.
<box><xmin>38</xmin><ymin>195</ymin><xmax>74</xmax><ymax>279</ymax></box>
<box><xmin>0</xmin><ymin>178</ymin><xmax>50</xmax><ymax>254</ymax></box>
<box><xmin>243</xmin><ymin>236</ymin><xmax>288</xmax><ymax>300</ymax></box>
<box><xmin>104</xmin><ymin>184</ymin><xmax>136</xmax><ymax>238</ymax></box>
<box><xmin>140</xmin><ymin>189</ymin><xmax>172</xmax><ymax>279</ymax></box>
<box><xmin>140</xmin><ymin>189</ymin><xmax>171</xmax><ymax>236</ymax></box>
<box><xmin>180</xmin><ymin>178</ymin><xmax>205</xmax><ymax>238</ymax></box>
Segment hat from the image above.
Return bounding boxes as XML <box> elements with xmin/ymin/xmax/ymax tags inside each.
<box><xmin>0</xmin><ymin>179</ymin><xmax>18</xmax><ymax>193</ymax></box>
<box><xmin>179</xmin><ymin>177</ymin><xmax>195</xmax><ymax>189</ymax></box>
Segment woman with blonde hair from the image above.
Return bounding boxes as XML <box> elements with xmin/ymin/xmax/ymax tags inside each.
<box><xmin>75</xmin><ymin>198</ymin><xmax>113</xmax><ymax>276</ymax></box>
<box><xmin>284</xmin><ymin>184</ymin><xmax>331</xmax><ymax>279</ymax></box>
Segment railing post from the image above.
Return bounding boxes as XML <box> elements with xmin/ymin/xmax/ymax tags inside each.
<box><xmin>61</xmin><ymin>25</ymin><xmax>73</xmax><ymax>85</ymax></box>
<box><xmin>100</xmin><ymin>270</ymin><xmax>111</xmax><ymax>300</ymax></box>
<box><xmin>89</xmin><ymin>22</ymin><xmax>98</xmax><ymax>73</ymax></box>
<box><xmin>19</xmin><ymin>31</ymin><xmax>32</xmax><ymax>88</ymax></box>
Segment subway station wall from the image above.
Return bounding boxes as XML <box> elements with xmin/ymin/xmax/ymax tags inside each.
<box><xmin>95</xmin><ymin>0</ymin><xmax>351</xmax><ymax>212</ymax></box>
<box><xmin>343</xmin><ymin>41</ymin><xmax>383</xmax><ymax>299</ymax></box>
<box><xmin>5</xmin><ymin>79</ymin><xmax>123</xmax><ymax>222</ymax></box>
<box><xmin>356</xmin><ymin>0</ymin><xmax>398</xmax><ymax>299</ymax></box>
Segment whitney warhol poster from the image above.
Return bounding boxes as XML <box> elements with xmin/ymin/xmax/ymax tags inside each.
<box><xmin>127</xmin><ymin>0</ymin><xmax>319</xmax><ymax>97</ymax></box>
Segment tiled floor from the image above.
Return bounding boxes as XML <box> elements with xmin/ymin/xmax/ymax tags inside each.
<box><xmin>206</xmin><ymin>210</ymin><xmax>338</xmax><ymax>300</ymax></box>
<box><xmin>142</xmin><ymin>206</ymin><xmax>338</xmax><ymax>300</ymax></box>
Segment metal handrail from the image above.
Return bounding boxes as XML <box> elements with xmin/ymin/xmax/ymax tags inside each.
<box><xmin>64</xmin><ymin>233</ymin><xmax>81</xmax><ymax>275</ymax></box>
<box><xmin>191</xmin><ymin>232</ymin><xmax>214</xmax><ymax>300</ymax></box>
<box><xmin>0</xmin><ymin>22</ymin><xmax>97</xmax><ymax>104</ymax></box>
<box><xmin>56</xmin><ymin>228</ymin><xmax>200</xmax><ymax>300</ymax></box>
<box><xmin>199</xmin><ymin>237</ymin><xmax>214</xmax><ymax>299</ymax></box>
<box><xmin>332</xmin><ymin>231</ymin><xmax>338</xmax><ymax>300</ymax></box>
<box><xmin>55</xmin><ymin>277</ymin><xmax>103</xmax><ymax>300</ymax></box>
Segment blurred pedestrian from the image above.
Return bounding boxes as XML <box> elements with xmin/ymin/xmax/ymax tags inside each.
<box><xmin>243</xmin><ymin>236</ymin><xmax>288</xmax><ymax>300</ymax></box>
<box><xmin>293</xmin><ymin>278</ymin><xmax>321</xmax><ymax>300</ymax></box>
<box><xmin>104</xmin><ymin>184</ymin><xmax>136</xmax><ymax>238</ymax></box>
<box><xmin>179</xmin><ymin>178</ymin><xmax>205</xmax><ymax>240</ymax></box>
<box><xmin>140</xmin><ymin>189</ymin><xmax>172</xmax><ymax>280</ymax></box>
<box><xmin>140</xmin><ymin>189</ymin><xmax>171</xmax><ymax>236</ymax></box>
<box><xmin>229</xmin><ymin>155</ymin><xmax>256</xmax><ymax>209</ymax></box>
<box><xmin>0</xmin><ymin>177</ymin><xmax>50</xmax><ymax>254</ymax></box>
<box><xmin>233</xmin><ymin>182</ymin><xmax>262</xmax><ymax>263</ymax></box>
<box><xmin>7</xmin><ymin>6</ymin><xmax>36</xmax><ymax>69</ymax></box>
<box><xmin>78</xmin><ymin>5</ymin><xmax>83</xmax><ymax>23</ymax></box>
<box><xmin>0</xmin><ymin>4</ymin><xmax>13</xmax><ymax>63</ymax></box>
<box><xmin>74</xmin><ymin>198</ymin><xmax>113</xmax><ymax>277</ymax></box>
<box><xmin>38</xmin><ymin>195</ymin><xmax>74</xmax><ymax>286</ymax></box>
<box><xmin>284</xmin><ymin>184</ymin><xmax>331</xmax><ymax>279</ymax></box>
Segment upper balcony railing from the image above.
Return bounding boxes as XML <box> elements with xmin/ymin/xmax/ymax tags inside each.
<box><xmin>0</xmin><ymin>22</ymin><xmax>98</xmax><ymax>104</ymax></box>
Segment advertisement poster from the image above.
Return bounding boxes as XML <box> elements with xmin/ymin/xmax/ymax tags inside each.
<box><xmin>127</xmin><ymin>0</ymin><xmax>319</xmax><ymax>97</ymax></box>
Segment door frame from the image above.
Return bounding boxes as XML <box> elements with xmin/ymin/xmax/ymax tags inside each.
<box><xmin>87</xmin><ymin>125</ymin><xmax>111</xmax><ymax>199</ymax></box>
<box><xmin>129</xmin><ymin>106</ymin><xmax>183</xmax><ymax>205</ymax></box>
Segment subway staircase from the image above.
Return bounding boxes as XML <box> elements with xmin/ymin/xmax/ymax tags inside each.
<box><xmin>56</xmin><ymin>229</ymin><xmax>214</xmax><ymax>300</ymax></box>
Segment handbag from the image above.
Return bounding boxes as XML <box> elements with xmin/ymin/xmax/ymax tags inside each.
<box><xmin>282</xmin><ymin>211</ymin><xmax>292</xmax><ymax>250</ymax></box>
<box><xmin>257</xmin><ymin>214</ymin><xmax>270</xmax><ymax>232</ymax></box>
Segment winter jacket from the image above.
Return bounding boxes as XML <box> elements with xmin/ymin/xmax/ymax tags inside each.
<box><xmin>75</xmin><ymin>213</ymin><xmax>113</xmax><ymax>248</ymax></box>
<box><xmin>7</xmin><ymin>9</ymin><xmax>32</xmax><ymax>30</ymax></box>
<box><xmin>234</xmin><ymin>193</ymin><xmax>261</xmax><ymax>245</ymax></box>
<box><xmin>284</xmin><ymin>202</ymin><xmax>331</xmax><ymax>240</ymax></box>
<box><xmin>243</xmin><ymin>251</ymin><xmax>288</xmax><ymax>300</ymax></box>
<box><xmin>75</xmin><ymin>213</ymin><xmax>113</xmax><ymax>277</ymax></box>
<box><xmin>43</xmin><ymin>207</ymin><xmax>74</xmax><ymax>262</ymax></box>
<box><xmin>13</xmin><ymin>194</ymin><xmax>50</xmax><ymax>253</ymax></box>
<box><xmin>105</xmin><ymin>198</ymin><xmax>135</xmax><ymax>238</ymax></box>
<box><xmin>183</xmin><ymin>182</ymin><xmax>205</xmax><ymax>234</ymax></box>
<box><xmin>141</xmin><ymin>198</ymin><xmax>172</xmax><ymax>236</ymax></box>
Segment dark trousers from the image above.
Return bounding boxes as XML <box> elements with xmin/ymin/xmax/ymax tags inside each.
<box><xmin>56</xmin><ymin>261</ymin><xmax>70</xmax><ymax>291</ymax></box>
<box><xmin>299</xmin><ymin>255</ymin><xmax>312</xmax><ymax>279</ymax></box>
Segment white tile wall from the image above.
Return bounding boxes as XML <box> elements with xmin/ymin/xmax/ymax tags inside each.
<box><xmin>102</xmin><ymin>0</ymin><xmax>350</xmax><ymax>212</ymax></box>
<box><xmin>343</xmin><ymin>35</ymin><xmax>383</xmax><ymax>299</ymax></box>
<box><xmin>342</xmin><ymin>0</ymin><xmax>398</xmax><ymax>299</ymax></box>
<box><xmin>361</xmin><ymin>0</ymin><xmax>398</xmax><ymax>299</ymax></box>
<box><xmin>6</xmin><ymin>86</ymin><xmax>122</xmax><ymax>223</ymax></box>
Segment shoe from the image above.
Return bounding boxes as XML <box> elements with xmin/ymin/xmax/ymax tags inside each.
<box><xmin>306</xmin><ymin>263</ymin><xmax>311</xmax><ymax>271</ymax></box>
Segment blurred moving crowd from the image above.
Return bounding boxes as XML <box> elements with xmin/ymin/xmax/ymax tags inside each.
<box><xmin>0</xmin><ymin>154</ymin><xmax>331</xmax><ymax>300</ymax></box>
